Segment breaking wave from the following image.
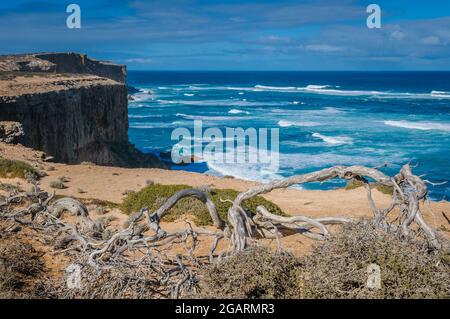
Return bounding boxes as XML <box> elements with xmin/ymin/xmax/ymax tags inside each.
<box><xmin>383</xmin><ymin>120</ymin><xmax>450</xmax><ymax>132</ymax></box>
<box><xmin>312</xmin><ymin>133</ymin><xmax>354</xmax><ymax>145</ymax></box>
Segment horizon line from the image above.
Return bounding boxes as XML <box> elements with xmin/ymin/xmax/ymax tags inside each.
<box><xmin>127</xmin><ymin>69</ymin><xmax>450</xmax><ymax>72</ymax></box>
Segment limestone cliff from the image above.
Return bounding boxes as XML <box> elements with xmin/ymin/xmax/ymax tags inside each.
<box><xmin>0</xmin><ymin>54</ymin><xmax>165</xmax><ymax>168</ymax></box>
<box><xmin>0</xmin><ymin>52</ymin><xmax>126</xmax><ymax>83</ymax></box>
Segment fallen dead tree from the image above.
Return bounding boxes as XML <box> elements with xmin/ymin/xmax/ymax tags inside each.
<box><xmin>227</xmin><ymin>164</ymin><xmax>443</xmax><ymax>251</ymax></box>
<box><xmin>0</xmin><ymin>163</ymin><xmax>446</xmax><ymax>298</ymax></box>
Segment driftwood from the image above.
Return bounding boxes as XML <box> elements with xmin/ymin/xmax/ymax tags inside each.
<box><xmin>0</xmin><ymin>163</ymin><xmax>444</xmax><ymax>298</ymax></box>
<box><xmin>226</xmin><ymin>164</ymin><xmax>441</xmax><ymax>250</ymax></box>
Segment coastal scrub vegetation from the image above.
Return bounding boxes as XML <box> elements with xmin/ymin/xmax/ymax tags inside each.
<box><xmin>0</xmin><ymin>158</ymin><xmax>39</xmax><ymax>179</ymax></box>
<box><xmin>300</xmin><ymin>220</ymin><xmax>450</xmax><ymax>299</ymax></box>
<box><xmin>0</xmin><ymin>163</ymin><xmax>448</xmax><ymax>299</ymax></box>
<box><xmin>120</xmin><ymin>183</ymin><xmax>286</xmax><ymax>226</ymax></box>
<box><xmin>192</xmin><ymin>220</ymin><xmax>449</xmax><ymax>299</ymax></box>
<box><xmin>345</xmin><ymin>179</ymin><xmax>394</xmax><ymax>195</ymax></box>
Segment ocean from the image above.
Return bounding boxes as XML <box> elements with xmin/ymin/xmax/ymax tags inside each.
<box><xmin>127</xmin><ymin>71</ymin><xmax>450</xmax><ymax>200</ymax></box>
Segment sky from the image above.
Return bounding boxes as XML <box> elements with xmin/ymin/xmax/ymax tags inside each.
<box><xmin>0</xmin><ymin>0</ymin><xmax>450</xmax><ymax>70</ymax></box>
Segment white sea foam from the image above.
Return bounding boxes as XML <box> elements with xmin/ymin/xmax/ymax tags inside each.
<box><xmin>305</xmin><ymin>85</ymin><xmax>332</xmax><ymax>90</ymax></box>
<box><xmin>278</xmin><ymin>120</ymin><xmax>320</xmax><ymax>127</ymax></box>
<box><xmin>156</xmin><ymin>84</ymin><xmax>450</xmax><ymax>100</ymax></box>
<box><xmin>202</xmin><ymin>145</ymin><xmax>282</xmax><ymax>183</ymax></box>
<box><xmin>383</xmin><ymin>120</ymin><xmax>450</xmax><ymax>132</ymax></box>
<box><xmin>132</xmin><ymin>89</ymin><xmax>154</xmax><ymax>101</ymax></box>
<box><xmin>175</xmin><ymin>113</ymin><xmax>251</xmax><ymax>121</ymax></box>
<box><xmin>183</xmin><ymin>93</ymin><xmax>195</xmax><ymax>97</ymax></box>
<box><xmin>157</xmin><ymin>99</ymin><xmax>281</xmax><ymax>107</ymax></box>
<box><xmin>128</xmin><ymin>104</ymin><xmax>149</xmax><ymax>109</ymax></box>
<box><xmin>228</xmin><ymin>109</ymin><xmax>250</xmax><ymax>114</ymax></box>
<box><xmin>431</xmin><ymin>91</ymin><xmax>450</xmax><ymax>98</ymax></box>
<box><xmin>129</xmin><ymin>114</ymin><xmax>160</xmax><ymax>119</ymax></box>
<box><xmin>312</xmin><ymin>133</ymin><xmax>353</xmax><ymax>145</ymax></box>
<box><xmin>254</xmin><ymin>85</ymin><xmax>297</xmax><ymax>91</ymax></box>
<box><xmin>129</xmin><ymin>123</ymin><xmax>174</xmax><ymax>129</ymax></box>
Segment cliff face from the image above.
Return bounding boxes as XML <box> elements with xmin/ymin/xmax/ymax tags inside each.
<box><xmin>0</xmin><ymin>53</ymin><xmax>165</xmax><ymax>168</ymax></box>
<box><xmin>0</xmin><ymin>75</ymin><xmax>128</xmax><ymax>164</ymax></box>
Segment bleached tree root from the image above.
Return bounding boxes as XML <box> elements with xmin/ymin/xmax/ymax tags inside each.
<box><xmin>227</xmin><ymin>164</ymin><xmax>442</xmax><ymax>250</ymax></box>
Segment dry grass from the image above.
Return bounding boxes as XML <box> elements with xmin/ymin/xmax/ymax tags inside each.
<box><xmin>191</xmin><ymin>246</ymin><xmax>302</xmax><ymax>299</ymax></box>
<box><xmin>345</xmin><ymin>179</ymin><xmax>394</xmax><ymax>195</ymax></box>
<box><xmin>0</xmin><ymin>158</ymin><xmax>39</xmax><ymax>179</ymax></box>
<box><xmin>300</xmin><ymin>220</ymin><xmax>450</xmax><ymax>299</ymax></box>
<box><xmin>120</xmin><ymin>184</ymin><xmax>286</xmax><ymax>226</ymax></box>
<box><xmin>0</xmin><ymin>236</ymin><xmax>50</xmax><ymax>298</ymax></box>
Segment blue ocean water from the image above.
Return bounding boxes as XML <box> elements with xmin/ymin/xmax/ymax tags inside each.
<box><xmin>127</xmin><ymin>71</ymin><xmax>450</xmax><ymax>200</ymax></box>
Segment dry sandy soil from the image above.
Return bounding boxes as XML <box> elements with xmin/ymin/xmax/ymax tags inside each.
<box><xmin>0</xmin><ymin>73</ymin><xmax>117</xmax><ymax>96</ymax></box>
<box><xmin>1</xmin><ymin>141</ymin><xmax>450</xmax><ymax>258</ymax></box>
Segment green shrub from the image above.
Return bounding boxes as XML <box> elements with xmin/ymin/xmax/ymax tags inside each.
<box><xmin>0</xmin><ymin>158</ymin><xmax>39</xmax><ymax>179</ymax></box>
<box><xmin>50</xmin><ymin>180</ymin><xmax>66</xmax><ymax>189</ymax></box>
<box><xmin>345</xmin><ymin>179</ymin><xmax>394</xmax><ymax>195</ymax></box>
<box><xmin>300</xmin><ymin>220</ymin><xmax>450</xmax><ymax>299</ymax></box>
<box><xmin>120</xmin><ymin>184</ymin><xmax>286</xmax><ymax>226</ymax></box>
<box><xmin>192</xmin><ymin>246</ymin><xmax>302</xmax><ymax>299</ymax></box>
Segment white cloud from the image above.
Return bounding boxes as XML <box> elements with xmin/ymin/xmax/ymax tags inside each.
<box><xmin>304</xmin><ymin>44</ymin><xmax>343</xmax><ymax>53</ymax></box>
<box><xmin>125</xmin><ymin>58</ymin><xmax>154</xmax><ymax>64</ymax></box>
<box><xmin>420</xmin><ymin>36</ymin><xmax>441</xmax><ymax>45</ymax></box>
<box><xmin>390</xmin><ymin>30</ymin><xmax>405</xmax><ymax>40</ymax></box>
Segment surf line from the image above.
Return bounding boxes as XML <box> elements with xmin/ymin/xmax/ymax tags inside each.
<box><xmin>170</xmin><ymin>119</ymin><xmax>280</xmax><ymax>168</ymax></box>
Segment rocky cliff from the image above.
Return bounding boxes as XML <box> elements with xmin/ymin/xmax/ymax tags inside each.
<box><xmin>0</xmin><ymin>52</ymin><xmax>126</xmax><ymax>83</ymax></box>
<box><xmin>0</xmin><ymin>54</ymin><xmax>165</xmax><ymax>168</ymax></box>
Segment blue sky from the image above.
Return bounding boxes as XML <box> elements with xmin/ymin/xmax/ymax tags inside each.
<box><xmin>0</xmin><ymin>1</ymin><xmax>450</xmax><ymax>70</ymax></box>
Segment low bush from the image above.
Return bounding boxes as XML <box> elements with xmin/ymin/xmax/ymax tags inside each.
<box><xmin>301</xmin><ymin>220</ymin><xmax>450</xmax><ymax>299</ymax></box>
<box><xmin>0</xmin><ymin>239</ymin><xmax>47</xmax><ymax>298</ymax></box>
<box><xmin>192</xmin><ymin>246</ymin><xmax>302</xmax><ymax>299</ymax></box>
<box><xmin>50</xmin><ymin>180</ymin><xmax>66</xmax><ymax>189</ymax></box>
<box><xmin>192</xmin><ymin>220</ymin><xmax>449</xmax><ymax>299</ymax></box>
<box><xmin>0</xmin><ymin>158</ymin><xmax>39</xmax><ymax>179</ymax></box>
<box><xmin>345</xmin><ymin>179</ymin><xmax>394</xmax><ymax>195</ymax></box>
<box><xmin>120</xmin><ymin>184</ymin><xmax>286</xmax><ymax>226</ymax></box>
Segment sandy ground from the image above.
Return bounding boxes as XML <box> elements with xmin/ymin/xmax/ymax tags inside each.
<box><xmin>1</xmin><ymin>142</ymin><xmax>450</xmax><ymax>257</ymax></box>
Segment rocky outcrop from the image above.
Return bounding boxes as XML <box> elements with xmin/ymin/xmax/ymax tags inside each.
<box><xmin>0</xmin><ymin>121</ymin><xmax>24</xmax><ymax>144</ymax></box>
<box><xmin>0</xmin><ymin>54</ymin><xmax>166</xmax><ymax>168</ymax></box>
<box><xmin>0</xmin><ymin>53</ymin><xmax>126</xmax><ymax>83</ymax></box>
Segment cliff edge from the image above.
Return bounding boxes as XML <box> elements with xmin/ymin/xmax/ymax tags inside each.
<box><xmin>0</xmin><ymin>52</ymin><xmax>126</xmax><ymax>83</ymax></box>
<box><xmin>0</xmin><ymin>53</ymin><xmax>166</xmax><ymax>168</ymax></box>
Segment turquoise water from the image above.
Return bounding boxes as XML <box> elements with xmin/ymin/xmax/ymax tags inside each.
<box><xmin>127</xmin><ymin>71</ymin><xmax>450</xmax><ymax>199</ymax></box>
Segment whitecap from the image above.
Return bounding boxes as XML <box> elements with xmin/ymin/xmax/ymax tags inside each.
<box><xmin>312</xmin><ymin>133</ymin><xmax>353</xmax><ymax>145</ymax></box>
<box><xmin>184</xmin><ymin>93</ymin><xmax>195</xmax><ymax>97</ymax></box>
<box><xmin>431</xmin><ymin>91</ymin><xmax>450</xmax><ymax>98</ymax></box>
<box><xmin>254</xmin><ymin>85</ymin><xmax>297</xmax><ymax>91</ymax></box>
<box><xmin>132</xmin><ymin>88</ymin><xmax>154</xmax><ymax>101</ymax></box>
<box><xmin>229</xmin><ymin>109</ymin><xmax>250</xmax><ymax>114</ymax></box>
<box><xmin>278</xmin><ymin>120</ymin><xmax>320</xmax><ymax>127</ymax></box>
<box><xmin>175</xmin><ymin>113</ymin><xmax>252</xmax><ymax>121</ymax></box>
<box><xmin>383</xmin><ymin>120</ymin><xmax>450</xmax><ymax>132</ymax></box>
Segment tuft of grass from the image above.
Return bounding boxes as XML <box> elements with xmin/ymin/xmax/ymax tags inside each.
<box><xmin>345</xmin><ymin>179</ymin><xmax>394</xmax><ymax>195</ymax></box>
<box><xmin>192</xmin><ymin>246</ymin><xmax>302</xmax><ymax>299</ymax></box>
<box><xmin>120</xmin><ymin>184</ymin><xmax>286</xmax><ymax>226</ymax></box>
<box><xmin>0</xmin><ymin>158</ymin><xmax>40</xmax><ymax>179</ymax></box>
<box><xmin>300</xmin><ymin>220</ymin><xmax>450</xmax><ymax>299</ymax></box>
<box><xmin>49</xmin><ymin>180</ymin><xmax>66</xmax><ymax>189</ymax></box>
